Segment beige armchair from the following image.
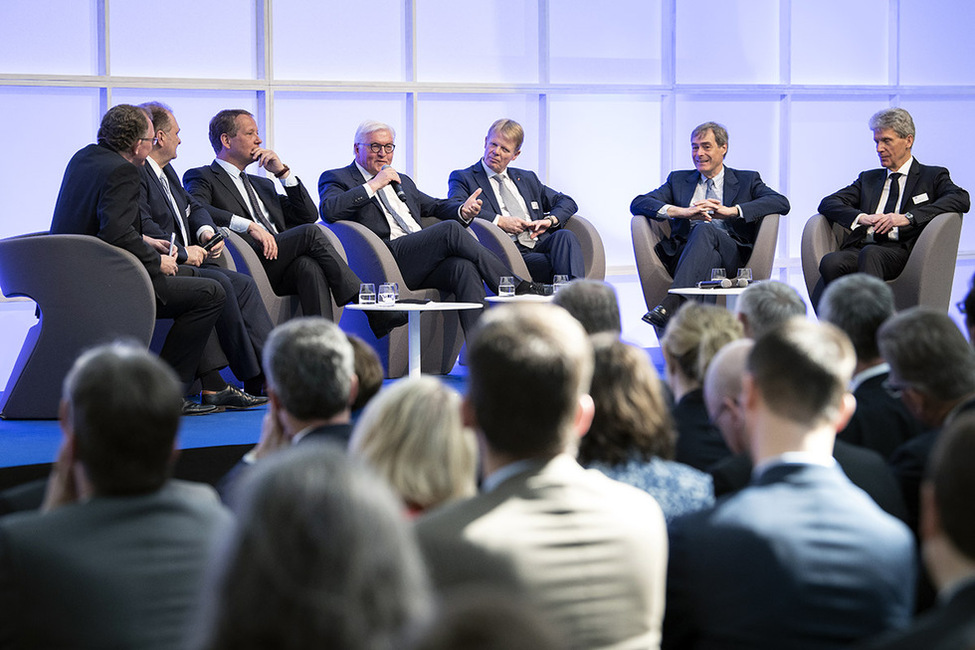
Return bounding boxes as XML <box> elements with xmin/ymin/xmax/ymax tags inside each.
<box><xmin>631</xmin><ymin>214</ymin><xmax>781</xmax><ymax>312</ymax></box>
<box><xmin>800</xmin><ymin>212</ymin><xmax>963</xmax><ymax>311</ymax></box>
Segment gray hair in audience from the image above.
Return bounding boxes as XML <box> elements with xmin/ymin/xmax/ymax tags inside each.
<box><xmin>263</xmin><ymin>317</ymin><xmax>354</xmax><ymax>421</ymax></box>
<box><xmin>551</xmin><ymin>280</ymin><xmax>622</xmax><ymax>335</ymax></box>
<box><xmin>208</xmin><ymin>109</ymin><xmax>253</xmax><ymax>154</ymax></box>
<box><xmin>820</xmin><ymin>273</ymin><xmax>894</xmax><ymax>362</ymax></box>
<box><xmin>63</xmin><ymin>342</ymin><xmax>182</xmax><ymax>495</ymax></box>
<box><xmin>737</xmin><ymin>281</ymin><xmax>806</xmax><ymax>339</ymax></box>
<box><xmin>97</xmin><ymin>104</ymin><xmax>151</xmax><ymax>153</ymax></box>
<box><xmin>200</xmin><ymin>443</ymin><xmax>431</xmax><ymax>650</ymax></box>
<box><xmin>869</xmin><ymin>107</ymin><xmax>915</xmax><ymax>139</ymax></box>
<box><xmin>355</xmin><ymin>120</ymin><xmax>395</xmax><ymax>144</ymax></box>
<box><xmin>691</xmin><ymin>121</ymin><xmax>728</xmax><ymax>147</ymax></box>
<box><xmin>748</xmin><ymin>318</ymin><xmax>855</xmax><ymax>427</ymax></box>
<box><xmin>878</xmin><ymin>307</ymin><xmax>975</xmax><ymax>400</ymax></box>
<box><xmin>928</xmin><ymin>411</ymin><xmax>975</xmax><ymax>561</ymax></box>
<box><xmin>139</xmin><ymin>101</ymin><xmax>175</xmax><ymax>133</ymax></box>
<box><xmin>467</xmin><ymin>304</ymin><xmax>593</xmax><ymax>458</ymax></box>
<box><xmin>350</xmin><ymin>376</ymin><xmax>476</xmax><ymax>512</ymax></box>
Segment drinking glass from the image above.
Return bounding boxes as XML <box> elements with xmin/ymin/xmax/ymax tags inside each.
<box><xmin>378</xmin><ymin>283</ymin><xmax>396</xmax><ymax>305</ymax></box>
<box><xmin>499</xmin><ymin>276</ymin><xmax>516</xmax><ymax>297</ymax></box>
<box><xmin>710</xmin><ymin>268</ymin><xmax>727</xmax><ymax>282</ymax></box>
<box><xmin>553</xmin><ymin>275</ymin><xmax>569</xmax><ymax>292</ymax></box>
<box><xmin>736</xmin><ymin>268</ymin><xmax>752</xmax><ymax>282</ymax></box>
<box><xmin>359</xmin><ymin>283</ymin><xmax>376</xmax><ymax>304</ymax></box>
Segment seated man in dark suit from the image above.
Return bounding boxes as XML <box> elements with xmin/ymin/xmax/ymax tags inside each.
<box><xmin>631</xmin><ymin>121</ymin><xmax>790</xmax><ymax>329</ymax></box>
<box><xmin>139</xmin><ymin>102</ymin><xmax>268</xmax><ymax>407</ymax></box>
<box><xmin>820</xmin><ymin>273</ymin><xmax>922</xmax><ymax>459</ymax></box>
<box><xmin>50</xmin><ymin>104</ymin><xmax>225</xmax><ymax>416</ymax></box>
<box><xmin>0</xmin><ymin>343</ymin><xmax>233</xmax><ymax>649</ymax></box>
<box><xmin>447</xmin><ymin>118</ymin><xmax>584</xmax><ymax>282</ymax></box>
<box><xmin>318</xmin><ymin>120</ymin><xmax>540</xmax><ymax>338</ymax></box>
<box><xmin>814</xmin><ymin>107</ymin><xmax>970</xmax><ymax>308</ymax></box>
<box><xmin>666</xmin><ymin>319</ymin><xmax>916</xmax><ymax>648</ymax></box>
<box><xmin>863</xmin><ymin>411</ymin><xmax>975</xmax><ymax>649</ymax></box>
<box><xmin>183</xmin><ymin>109</ymin><xmax>404</xmax><ymax>339</ymax></box>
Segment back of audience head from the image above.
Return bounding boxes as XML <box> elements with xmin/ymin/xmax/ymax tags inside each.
<box><xmin>963</xmin><ymin>272</ymin><xmax>975</xmax><ymax>344</ymax></box>
<box><xmin>819</xmin><ymin>273</ymin><xmax>894</xmax><ymax>363</ymax></box>
<box><xmin>62</xmin><ymin>342</ymin><xmax>181</xmax><ymax>496</ymax></box>
<box><xmin>97</xmin><ymin>104</ymin><xmax>151</xmax><ymax>154</ymax></box>
<box><xmin>199</xmin><ymin>444</ymin><xmax>430</xmax><ymax>650</ymax></box>
<box><xmin>704</xmin><ymin>338</ymin><xmax>754</xmax><ymax>455</ymax></box>
<box><xmin>662</xmin><ymin>302</ymin><xmax>743</xmax><ymax>390</ymax></box>
<box><xmin>263</xmin><ymin>317</ymin><xmax>355</xmax><ymax>421</ymax></box>
<box><xmin>747</xmin><ymin>318</ymin><xmax>855</xmax><ymax>429</ymax></box>
<box><xmin>736</xmin><ymin>280</ymin><xmax>806</xmax><ymax>339</ymax></box>
<box><xmin>349</xmin><ymin>376</ymin><xmax>476</xmax><ymax>514</ymax></box>
<box><xmin>551</xmin><ymin>280</ymin><xmax>622</xmax><ymax>336</ymax></box>
<box><xmin>577</xmin><ymin>334</ymin><xmax>675</xmax><ymax>466</ymax></box>
<box><xmin>347</xmin><ymin>333</ymin><xmax>383</xmax><ymax>413</ymax></box>
<box><xmin>467</xmin><ymin>304</ymin><xmax>593</xmax><ymax>460</ymax></box>
<box><xmin>878</xmin><ymin>307</ymin><xmax>975</xmax><ymax>425</ymax></box>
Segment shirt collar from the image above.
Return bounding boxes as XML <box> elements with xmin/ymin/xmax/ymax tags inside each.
<box><xmin>850</xmin><ymin>362</ymin><xmax>890</xmax><ymax>392</ymax></box>
<box><xmin>481</xmin><ymin>458</ymin><xmax>543</xmax><ymax>493</ymax></box>
<box><xmin>482</xmin><ymin>159</ymin><xmax>505</xmax><ymax>179</ymax></box>
<box><xmin>891</xmin><ymin>157</ymin><xmax>914</xmax><ymax>178</ymax></box>
<box><xmin>215</xmin><ymin>157</ymin><xmax>245</xmax><ymax>179</ymax></box>
<box><xmin>355</xmin><ymin>161</ymin><xmax>376</xmax><ymax>181</ymax></box>
<box><xmin>700</xmin><ymin>166</ymin><xmax>725</xmax><ymax>187</ymax></box>
<box><xmin>146</xmin><ymin>156</ymin><xmax>165</xmax><ymax>179</ymax></box>
<box><xmin>752</xmin><ymin>452</ymin><xmax>836</xmax><ymax>481</ymax></box>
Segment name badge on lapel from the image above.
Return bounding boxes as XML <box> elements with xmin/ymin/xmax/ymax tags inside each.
<box><xmin>530</xmin><ymin>201</ymin><xmax>539</xmax><ymax>211</ymax></box>
<box><xmin>912</xmin><ymin>193</ymin><xmax>929</xmax><ymax>204</ymax></box>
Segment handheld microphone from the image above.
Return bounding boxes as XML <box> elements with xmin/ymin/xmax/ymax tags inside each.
<box><xmin>736</xmin><ymin>278</ymin><xmax>750</xmax><ymax>288</ymax></box>
<box><xmin>697</xmin><ymin>278</ymin><xmax>733</xmax><ymax>289</ymax></box>
<box><xmin>381</xmin><ymin>164</ymin><xmax>408</xmax><ymax>203</ymax></box>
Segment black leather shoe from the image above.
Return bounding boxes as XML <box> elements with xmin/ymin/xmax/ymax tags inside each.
<box><xmin>365</xmin><ymin>309</ymin><xmax>408</xmax><ymax>339</ymax></box>
<box><xmin>515</xmin><ymin>280</ymin><xmax>546</xmax><ymax>296</ymax></box>
<box><xmin>182</xmin><ymin>399</ymin><xmax>221</xmax><ymax>416</ymax></box>
<box><xmin>642</xmin><ymin>305</ymin><xmax>671</xmax><ymax>329</ymax></box>
<box><xmin>202</xmin><ymin>386</ymin><xmax>268</xmax><ymax>410</ymax></box>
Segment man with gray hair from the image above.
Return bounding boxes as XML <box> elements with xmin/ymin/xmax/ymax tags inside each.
<box><xmin>815</xmin><ymin>107</ymin><xmax>969</xmax><ymax>305</ymax></box>
<box><xmin>551</xmin><ymin>279</ymin><xmax>622</xmax><ymax>336</ymax></box>
<box><xmin>319</xmin><ymin>120</ymin><xmax>540</xmax><ymax>337</ymax></box>
<box><xmin>735</xmin><ymin>280</ymin><xmax>806</xmax><ymax>339</ymax></box>
<box><xmin>820</xmin><ymin>274</ymin><xmax>921</xmax><ymax>459</ymax></box>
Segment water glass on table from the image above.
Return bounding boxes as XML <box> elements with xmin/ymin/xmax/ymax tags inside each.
<box><xmin>378</xmin><ymin>283</ymin><xmax>396</xmax><ymax>305</ymax></box>
<box><xmin>499</xmin><ymin>276</ymin><xmax>516</xmax><ymax>297</ymax></box>
<box><xmin>553</xmin><ymin>275</ymin><xmax>569</xmax><ymax>292</ymax></box>
<box><xmin>359</xmin><ymin>283</ymin><xmax>376</xmax><ymax>304</ymax></box>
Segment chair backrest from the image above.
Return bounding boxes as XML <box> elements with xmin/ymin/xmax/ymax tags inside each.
<box><xmin>744</xmin><ymin>214</ymin><xmax>780</xmax><ymax>281</ymax></box>
<box><xmin>800</xmin><ymin>214</ymin><xmax>846</xmax><ymax>298</ymax></box>
<box><xmin>565</xmin><ymin>214</ymin><xmax>607</xmax><ymax>280</ymax></box>
<box><xmin>223</xmin><ymin>230</ymin><xmax>312</xmax><ymax>324</ymax></box>
<box><xmin>0</xmin><ymin>233</ymin><xmax>156</xmax><ymax>419</ymax></box>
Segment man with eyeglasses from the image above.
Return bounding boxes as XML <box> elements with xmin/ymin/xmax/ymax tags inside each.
<box><xmin>184</xmin><ymin>110</ymin><xmax>405</xmax><ymax>340</ymax></box>
<box><xmin>631</xmin><ymin>121</ymin><xmax>790</xmax><ymax>331</ymax></box>
<box><xmin>318</xmin><ymin>120</ymin><xmax>540</xmax><ymax>338</ymax></box>
<box><xmin>51</xmin><ymin>104</ymin><xmax>226</xmax><ymax>416</ymax></box>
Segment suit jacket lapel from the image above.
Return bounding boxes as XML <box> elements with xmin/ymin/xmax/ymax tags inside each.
<box><xmin>348</xmin><ymin>162</ymin><xmax>385</xmax><ymax>215</ymax></box>
<box><xmin>863</xmin><ymin>169</ymin><xmax>887</xmax><ymax>214</ymax></box>
<box><xmin>473</xmin><ymin>163</ymin><xmax>502</xmax><ymax>216</ymax></box>
<box><xmin>210</xmin><ymin>160</ymin><xmax>252</xmax><ymax>217</ymax></box>
<box><xmin>509</xmin><ymin>168</ymin><xmax>539</xmax><ymax>219</ymax></box>
<box><xmin>252</xmin><ymin>176</ymin><xmax>286</xmax><ymax>231</ymax></box>
<box><xmin>680</xmin><ymin>173</ymin><xmax>700</xmax><ymax>208</ymax></box>
<box><xmin>163</xmin><ymin>164</ymin><xmax>191</xmax><ymax>242</ymax></box>
<box><xmin>722</xmin><ymin>167</ymin><xmax>740</xmax><ymax>206</ymax></box>
<box><xmin>901</xmin><ymin>160</ymin><xmax>922</xmax><ymax>211</ymax></box>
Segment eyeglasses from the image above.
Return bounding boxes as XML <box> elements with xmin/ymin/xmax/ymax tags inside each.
<box><xmin>358</xmin><ymin>142</ymin><xmax>395</xmax><ymax>154</ymax></box>
<box><xmin>882</xmin><ymin>378</ymin><xmax>911</xmax><ymax>399</ymax></box>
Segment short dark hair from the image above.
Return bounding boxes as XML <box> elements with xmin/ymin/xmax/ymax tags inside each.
<box><xmin>691</xmin><ymin>121</ymin><xmax>728</xmax><ymax>147</ymax></box>
<box><xmin>264</xmin><ymin>318</ymin><xmax>354</xmax><ymax>421</ymax></box>
<box><xmin>467</xmin><ymin>305</ymin><xmax>593</xmax><ymax>458</ymax></box>
<box><xmin>929</xmin><ymin>412</ymin><xmax>975</xmax><ymax>560</ymax></box>
<box><xmin>63</xmin><ymin>343</ymin><xmax>181</xmax><ymax>495</ymax></box>
<box><xmin>97</xmin><ymin>104</ymin><xmax>150</xmax><ymax>153</ymax></box>
<box><xmin>208</xmin><ymin>109</ymin><xmax>253</xmax><ymax>154</ymax></box>
<box><xmin>820</xmin><ymin>273</ymin><xmax>894</xmax><ymax>361</ymax></box>
<box><xmin>347</xmin><ymin>334</ymin><xmax>383</xmax><ymax>412</ymax></box>
<box><xmin>551</xmin><ymin>280</ymin><xmax>622</xmax><ymax>336</ymax></box>
<box><xmin>139</xmin><ymin>101</ymin><xmax>174</xmax><ymax>133</ymax></box>
<box><xmin>878</xmin><ymin>307</ymin><xmax>975</xmax><ymax>400</ymax></box>
<box><xmin>578</xmin><ymin>335</ymin><xmax>675</xmax><ymax>466</ymax></box>
<box><xmin>747</xmin><ymin>319</ymin><xmax>855</xmax><ymax>427</ymax></box>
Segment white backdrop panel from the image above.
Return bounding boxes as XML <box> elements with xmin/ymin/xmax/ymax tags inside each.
<box><xmin>791</xmin><ymin>0</ymin><xmax>889</xmax><ymax>85</ymax></box>
<box><xmin>676</xmin><ymin>0</ymin><xmax>779</xmax><ymax>85</ymax></box>
<box><xmin>0</xmin><ymin>1</ymin><xmax>97</xmax><ymax>75</ymax></box>
<box><xmin>900</xmin><ymin>0</ymin><xmax>975</xmax><ymax>86</ymax></box>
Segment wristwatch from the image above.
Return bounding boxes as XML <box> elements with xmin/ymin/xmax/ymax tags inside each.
<box><xmin>904</xmin><ymin>212</ymin><xmax>916</xmax><ymax>226</ymax></box>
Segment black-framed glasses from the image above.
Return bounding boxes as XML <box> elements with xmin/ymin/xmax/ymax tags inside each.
<box><xmin>883</xmin><ymin>378</ymin><xmax>910</xmax><ymax>399</ymax></box>
<box><xmin>358</xmin><ymin>142</ymin><xmax>395</xmax><ymax>154</ymax></box>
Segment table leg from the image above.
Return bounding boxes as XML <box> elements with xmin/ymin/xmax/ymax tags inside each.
<box><xmin>408</xmin><ymin>311</ymin><xmax>421</xmax><ymax>377</ymax></box>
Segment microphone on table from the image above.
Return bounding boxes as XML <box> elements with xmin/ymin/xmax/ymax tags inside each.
<box><xmin>697</xmin><ymin>278</ymin><xmax>734</xmax><ymax>289</ymax></box>
<box><xmin>381</xmin><ymin>164</ymin><xmax>408</xmax><ymax>203</ymax></box>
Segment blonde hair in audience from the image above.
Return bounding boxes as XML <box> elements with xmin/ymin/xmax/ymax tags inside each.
<box><xmin>350</xmin><ymin>377</ymin><xmax>476</xmax><ymax>512</ymax></box>
<box><xmin>662</xmin><ymin>302</ymin><xmax>743</xmax><ymax>385</ymax></box>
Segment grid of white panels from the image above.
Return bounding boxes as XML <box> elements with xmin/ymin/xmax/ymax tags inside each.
<box><xmin>2</xmin><ymin>0</ymin><xmax>975</xmax><ymax>348</ymax></box>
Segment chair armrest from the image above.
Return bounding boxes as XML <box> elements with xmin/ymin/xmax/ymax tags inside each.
<box><xmin>889</xmin><ymin>212</ymin><xmax>963</xmax><ymax>311</ymax></box>
<box><xmin>467</xmin><ymin>219</ymin><xmax>532</xmax><ymax>279</ymax></box>
<box><xmin>565</xmin><ymin>215</ymin><xmax>606</xmax><ymax>280</ymax></box>
<box><xmin>631</xmin><ymin>215</ymin><xmax>674</xmax><ymax>311</ymax></box>
<box><xmin>800</xmin><ymin>214</ymin><xmax>843</xmax><ymax>299</ymax></box>
<box><xmin>744</xmin><ymin>214</ymin><xmax>780</xmax><ymax>281</ymax></box>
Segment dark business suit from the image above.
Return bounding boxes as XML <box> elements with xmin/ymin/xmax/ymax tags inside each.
<box><xmin>318</xmin><ymin>162</ymin><xmax>519</xmax><ymax>334</ymax></box>
<box><xmin>631</xmin><ymin>167</ymin><xmax>790</xmax><ymax>287</ymax></box>
<box><xmin>50</xmin><ymin>144</ymin><xmax>224</xmax><ymax>387</ymax></box>
<box><xmin>839</xmin><ymin>371</ymin><xmax>923</xmax><ymax>460</ymax></box>
<box><xmin>817</xmin><ymin>159</ymin><xmax>970</xmax><ymax>287</ymax></box>
<box><xmin>860</xmin><ymin>580</ymin><xmax>975</xmax><ymax>650</ymax></box>
<box><xmin>447</xmin><ymin>161</ymin><xmax>584</xmax><ymax>281</ymax></box>
<box><xmin>141</xmin><ymin>162</ymin><xmax>272</xmax><ymax>382</ymax></box>
<box><xmin>664</xmin><ymin>462</ymin><xmax>916</xmax><ymax>649</ymax></box>
<box><xmin>673</xmin><ymin>388</ymin><xmax>732</xmax><ymax>472</ymax></box>
<box><xmin>184</xmin><ymin>161</ymin><xmax>360</xmax><ymax>316</ymax></box>
<box><xmin>0</xmin><ymin>480</ymin><xmax>233</xmax><ymax>649</ymax></box>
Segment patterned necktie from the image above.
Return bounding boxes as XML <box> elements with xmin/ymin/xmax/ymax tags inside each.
<box><xmin>376</xmin><ymin>187</ymin><xmax>417</xmax><ymax>235</ymax></box>
<box><xmin>158</xmin><ymin>173</ymin><xmax>189</xmax><ymax>245</ymax></box>
<box><xmin>705</xmin><ymin>178</ymin><xmax>727</xmax><ymax>232</ymax></box>
<box><xmin>239</xmin><ymin>172</ymin><xmax>279</xmax><ymax>235</ymax></box>
<box><xmin>496</xmin><ymin>173</ymin><xmax>535</xmax><ymax>249</ymax></box>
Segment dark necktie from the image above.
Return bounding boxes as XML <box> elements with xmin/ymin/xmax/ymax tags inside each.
<box><xmin>239</xmin><ymin>172</ymin><xmax>279</xmax><ymax>235</ymax></box>
<box><xmin>376</xmin><ymin>188</ymin><xmax>417</xmax><ymax>235</ymax></box>
<box><xmin>883</xmin><ymin>172</ymin><xmax>903</xmax><ymax>214</ymax></box>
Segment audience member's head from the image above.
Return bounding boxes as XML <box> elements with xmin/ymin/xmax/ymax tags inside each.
<box><xmin>736</xmin><ymin>280</ymin><xmax>806</xmax><ymax>339</ymax></box>
<box><xmin>703</xmin><ymin>338</ymin><xmax>754</xmax><ymax>455</ymax></box>
<box><xmin>878</xmin><ymin>307</ymin><xmax>975</xmax><ymax>428</ymax></box>
<box><xmin>963</xmin><ymin>272</ymin><xmax>975</xmax><ymax>344</ymax></box>
<box><xmin>349</xmin><ymin>377</ymin><xmax>476</xmax><ymax>514</ymax></box>
<box><xmin>97</xmin><ymin>104</ymin><xmax>153</xmax><ymax>164</ymax></box>
<box><xmin>263</xmin><ymin>318</ymin><xmax>356</xmax><ymax>429</ymax></box>
<box><xmin>745</xmin><ymin>319</ymin><xmax>855</xmax><ymax>445</ymax></box>
<box><xmin>467</xmin><ymin>304</ymin><xmax>593</xmax><ymax>463</ymax></box>
<box><xmin>819</xmin><ymin>273</ymin><xmax>894</xmax><ymax>365</ymax></box>
<box><xmin>551</xmin><ymin>280</ymin><xmax>622</xmax><ymax>336</ymax></box>
<box><xmin>410</xmin><ymin>591</ymin><xmax>560</xmax><ymax>650</ymax></box>
<box><xmin>200</xmin><ymin>444</ymin><xmax>430</xmax><ymax>650</ymax></box>
<box><xmin>577</xmin><ymin>335</ymin><xmax>675</xmax><ymax>466</ymax></box>
<box><xmin>347</xmin><ymin>334</ymin><xmax>383</xmax><ymax>413</ymax></box>
<box><xmin>61</xmin><ymin>342</ymin><xmax>182</xmax><ymax>496</ymax></box>
<box><xmin>922</xmin><ymin>411</ymin><xmax>975</xmax><ymax>591</ymax></box>
<box><xmin>661</xmin><ymin>302</ymin><xmax>742</xmax><ymax>397</ymax></box>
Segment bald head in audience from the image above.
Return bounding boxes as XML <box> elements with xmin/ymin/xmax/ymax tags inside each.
<box><xmin>703</xmin><ymin>338</ymin><xmax>753</xmax><ymax>456</ymax></box>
